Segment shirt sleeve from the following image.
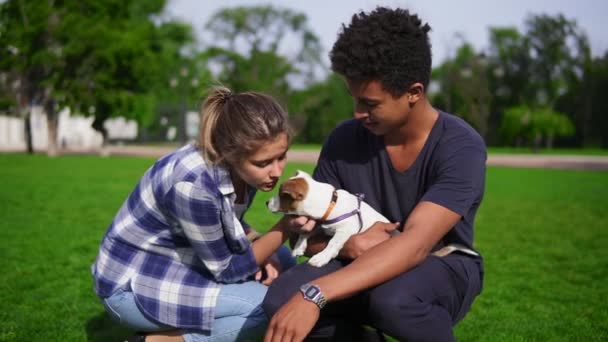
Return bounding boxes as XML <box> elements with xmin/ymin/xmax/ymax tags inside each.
<box><xmin>421</xmin><ymin>141</ymin><xmax>487</xmax><ymax>216</ymax></box>
<box><xmin>163</xmin><ymin>181</ymin><xmax>258</xmax><ymax>283</ymax></box>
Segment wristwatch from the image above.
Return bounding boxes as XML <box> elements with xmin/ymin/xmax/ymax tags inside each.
<box><xmin>299</xmin><ymin>283</ymin><xmax>327</xmax><ymax>309</ymax></box>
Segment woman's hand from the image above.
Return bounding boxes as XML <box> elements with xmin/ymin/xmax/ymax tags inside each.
<box><xmin>255</xmin><ymin>253</ymin><xmax>282</xmax><ymax>285</ymax></box>
<box><xmin>280</xmin><ymin>215</ymin><xmax>317</xmax><ymax>234</ymax></box>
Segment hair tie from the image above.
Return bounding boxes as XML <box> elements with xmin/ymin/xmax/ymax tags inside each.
<box><xmin>223</xmin><ymin>91</ymin><xmax>234</xmax><ymax>104</ymax></box>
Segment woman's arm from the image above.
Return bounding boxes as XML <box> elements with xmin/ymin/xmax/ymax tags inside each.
<box><xmin>251</xmin><ymin>216</ymin><xmax>316</xmax><ymax>265</ymax></box>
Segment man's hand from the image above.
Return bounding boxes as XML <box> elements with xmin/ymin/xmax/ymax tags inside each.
<box><xmin>264</xmin><ymin>293</ymin><xmax>320</xmax><ymax>342</ymax></box>
<box><xmin>255</xmin><ymin>253</ymin><xmax>281</xmax><ymax>285</ymax></box>
<box><xmin>341</xmin><ymin>221</ymin><xmax>399</xmax><ymax>259</ymax></box>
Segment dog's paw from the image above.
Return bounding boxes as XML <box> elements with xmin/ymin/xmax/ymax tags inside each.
<box><xmin>308</xmin><ymin>254</ymin><xmax>332</xmax><ymax>267</ymax></box>
<box><xmin>292</xmin><ymin>244</ymin><xmax>306</xmax><ymax>257</ymax></box>
<box><xmin>292</xmin><ymin>248</ymin><xmax>304</xmax><ymax>258</ymax></box>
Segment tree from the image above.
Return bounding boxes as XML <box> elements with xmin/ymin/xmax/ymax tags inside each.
<box><xmin>525</xmin><ymin>14</ymin><xmax>590</xmax><ymax>107</ymax></box>
<box><xmin>485</xmin><ymin>27</ymin><xmax>533</xmax><ymax>142</ymax></box>
<box><xmin>588</xmin><ymin>53</ymin><xmax>608</xmax><ymax>147</ymax></box>
<box><xmin>288</xmin><ymin>74</ymin><xmax>353</xmax><ymax>143</ymax></box>
<box><xmin>500</xmin><ymin>105</ymin><xmax>574</xmax><ymax>150</ymax></box>
<box><xmin>524</xmin><ymin>14</ymin><xmax>592</xmax><ymax>147</ymax></box>
<box><xmin>203</xmin><ymin>5</ymin><xmax>324</xmax><ymax>98</ymax></box>
<box><xmin>556</xmin><ymin>51</ymin><xmax>608</xmax><ymax>147</ymax></box>
<box><xmin>0</xmin><ymin>0</ymin><xmax>198</xmax><ymax>155</ymax></box>
<box><xmin>432</xmin><ymin>42</ymin><xmax>492</xmax><ymax>140</ymax></box>
<box><xmin>0</xmin><ymin>0</ymin><xmax>59</xmax><ymax>154</ymax></box>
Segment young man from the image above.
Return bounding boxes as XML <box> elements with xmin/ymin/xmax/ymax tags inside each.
<box><xmin>263</xmin><ymin>7</ymin><xmax>486</xmax><ymax>342</ymax></box>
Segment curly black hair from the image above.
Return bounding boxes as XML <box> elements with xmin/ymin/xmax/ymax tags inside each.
<box><xmin>330</xmin><ymin>7</ymin><xmax>432</xmax><ymax>97</ymax></box>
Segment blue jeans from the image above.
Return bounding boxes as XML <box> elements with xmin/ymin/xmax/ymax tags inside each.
<box><xmin>103</xmin><ymin>245</ymin><xmax>296</xmax><ymax>342</ymax></box>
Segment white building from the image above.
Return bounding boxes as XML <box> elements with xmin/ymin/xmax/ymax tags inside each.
<box><xmin>0</xmin><ymin>106</ymin><xmax>138</xmax><ymax>152</ymax></box>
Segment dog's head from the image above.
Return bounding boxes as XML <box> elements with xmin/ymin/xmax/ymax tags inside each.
<box><xmin>266</xmin><ymin>170</ymin><xmax>312</xmax><ymax>214</ymax></box>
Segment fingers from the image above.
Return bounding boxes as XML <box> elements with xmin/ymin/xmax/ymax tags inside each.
<box><xmin>384</xmin><ymin>222</ymin><xmax>400</xmax><ymax>233</ymax></box>
<box><xmin>290</xmin><ymin>215</ymin><xmax>309</xmax><ymax>226</ymax></box>
<box><xmin>285</xmin><ymin>215</ymin><xmax>317</xmax><ymax>233</ymax></box>
<box><xmin>262</xmin><ymin>263</ymin><xmax>279</xmax><ymax>285</ymax></box>
<box><xmin>368</xmin><ymin>221</ymin><xmax>399</xmax><ymax>233</ymax></box>
<box><xmin>300</xmin><ymin>217</ymin><xmax>316</xmax><ymax>233</ymax></box>
<box><xmin>264</xmin><ymin>316</ymin><xmax>297</xmax><ymax>342</ymax></box>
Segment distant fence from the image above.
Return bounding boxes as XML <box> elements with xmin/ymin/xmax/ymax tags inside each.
<box><xmin>0</xmin><ymin>106</ymin><xmax>137</xmax><ymax>152</ymax></box>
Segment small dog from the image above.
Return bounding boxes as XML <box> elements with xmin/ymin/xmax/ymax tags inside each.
<box><xmin>266</xmin><ymin>170</ymin><xmax>479</xmax><ymax>267</ymax></box>
<box><xmin>266</xmin><ymin>170</ymin><xmax>390</xmax><ymax>267</ymax></box>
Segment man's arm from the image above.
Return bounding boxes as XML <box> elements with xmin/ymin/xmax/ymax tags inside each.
<box><xmin>264</xmin><ymin>201</ymin><xmax>460</xmax><ymax>342</ymax></box>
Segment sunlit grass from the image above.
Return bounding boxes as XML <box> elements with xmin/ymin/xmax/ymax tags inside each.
<box><xmin>0</xmin><ymin>154</ymin><xmax>606</xmax><ymax>341</ymax></box>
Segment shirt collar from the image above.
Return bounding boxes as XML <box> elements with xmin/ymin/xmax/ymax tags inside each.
<box><xmin>214</xmin><ymin>164</ymin><xmax>235</xmax><ymax>196</ymax></box>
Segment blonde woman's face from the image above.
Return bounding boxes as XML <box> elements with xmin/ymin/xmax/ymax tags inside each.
<box><xmin>232</xmin><ymin>133</ymin><xmax>289</xmax><ymax>192</ymax></box>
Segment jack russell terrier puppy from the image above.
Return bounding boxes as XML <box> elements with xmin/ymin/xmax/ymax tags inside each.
<box><xmin>266</xmin><ymin>170</ymin><xmax>479</xmax><ymax>267</ymax></box>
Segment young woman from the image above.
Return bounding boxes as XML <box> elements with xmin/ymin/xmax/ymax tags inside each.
<box><xmin>92</xmin><ymin>86</ymin><xmax>312</xmax><ymax>342</ymax></box>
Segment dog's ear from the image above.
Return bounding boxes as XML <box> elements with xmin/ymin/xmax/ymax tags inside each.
<box><xmin>294</xmin><ymin>170</ymin><xmax>309</xmax><ymax>178</ymax></box>
<box><xmin>279</xmin><ymin>178</ymin><xmax>308</xmax><ymax>202</ymax></box>
<box><xmin>280</xmin><ymin>185</ymin><xmax>303</xmax><ymax>201</ymax></box>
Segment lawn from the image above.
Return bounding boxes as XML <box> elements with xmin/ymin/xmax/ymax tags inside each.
<box><xmin>486</xmin><ymin>147</ymin><xmax>608</xmax><ymax>156</ymax></box>
<box><xmin>0</xmin><ymin>154</ymin><xmax>606</xmax><ymax>341</ymax></box>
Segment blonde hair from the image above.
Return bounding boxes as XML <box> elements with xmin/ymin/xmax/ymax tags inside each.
<box><xmin>198</xmin><ymin>86</ymin><xmax>292</xmax><ymax>165</ymax></box>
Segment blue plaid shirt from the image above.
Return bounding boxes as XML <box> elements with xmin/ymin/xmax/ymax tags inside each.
<box><xmin>91</xmin><ymin>144</ymin><xmax>259</xmax><ymax>331</ymax></box>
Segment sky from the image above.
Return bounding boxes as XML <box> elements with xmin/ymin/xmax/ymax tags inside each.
<box><xmin>164</xmin><ymin>0</ymin><xmax>608</xmax><ymax>67</ymax></box>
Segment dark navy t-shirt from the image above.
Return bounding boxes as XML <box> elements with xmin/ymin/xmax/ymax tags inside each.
<box><xmin>313</xmin><ymin>111</ymin><xmax>486</xmax><ymax>251</ymax></box>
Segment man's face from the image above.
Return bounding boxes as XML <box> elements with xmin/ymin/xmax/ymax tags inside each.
<box><xmin>346</xmin><ymin>79</ymin><xmax>412</xmax><ymax>136</ymax></box>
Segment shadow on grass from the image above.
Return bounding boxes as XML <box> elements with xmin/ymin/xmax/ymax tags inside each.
<box><xmin>85</xmin><ymin>311</ymin><xmax>132</xmax><ymax>342</ymax></box>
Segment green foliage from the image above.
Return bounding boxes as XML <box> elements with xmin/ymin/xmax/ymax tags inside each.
<box><xmin>288</xmin><ymin>74</ymin><xmax>353</xmax><ymax>143</ymax></box>
<box><xmin>432</xmin><ymin>13</ymin><xmax>601</xmax><ymax>148</ymax></box>
<box><xmin>0</xmin><ymin>0</ymin><xmax>204</xmax><ymax>146</ymax></box>
<box><xmin>2</xmin><ymin>3</ymin><xmax>606</xmax><ymax>148</ymax></box>
<box><xmin>431</xmin><ymin>43</ymin><xmax>491</xmax><ymax>138</ymax></box>
<box><xmin>205</xmin><ymin>5</ymin><xmax>323</xmax><ymax>79</ymax></box>
<box><xmin>1</xmin><ymin>154</ymin><xmax>607</xmax><ymax>341</ymax></box>
<box><xmin>203</xmin><ymin>5</ymin><xmax>324</xmax><ymax>100</ymax></box>
<box><xmin>501</xmin><ymin>105</ymin><xmax>574</xmax><ymax>149</ymax></box>
<box><xmin>524</xmin><ymin>14</ymin><xmax>590</xmax><ymax>106</ymax></box>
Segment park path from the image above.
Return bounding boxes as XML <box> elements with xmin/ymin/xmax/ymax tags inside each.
<box><xmin>2</xmin><ymin>144</ymin><xmax>607</xmax><ymax>170</ymax></box>
<box><xmin>102</xmin><ymin>145</ymin><xmax>608</xmax><ymax>171</ymax></box>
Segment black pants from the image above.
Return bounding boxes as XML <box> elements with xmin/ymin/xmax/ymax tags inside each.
<box><xmin>262</xmin><ymin>254</ymin><xmax>483</xmax><ymax>342</ymax></box>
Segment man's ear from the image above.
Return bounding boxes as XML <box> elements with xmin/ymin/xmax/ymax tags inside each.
<box><xmin>406</xmin><ymin>82</ymin><xmax>425</xmax><ymax>103</ymax></box>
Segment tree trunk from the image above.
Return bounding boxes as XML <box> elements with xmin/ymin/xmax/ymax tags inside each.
<box><xmin>532</xmin><ymin>133</ymin><xmax>542</xmax><ymax>153</ymax></box>
<box><xmin>92</xmin><ymin>114</ymin><xmax>109</xmax><ymax>156</ymax></box>
<box><xmin>546</xmin><ymin>134</ymin><xmax>554</xmax><ymax>149</ymax></box>
<box><xmin>23</xmin><ymin>108</ymin><xmax>34</xmax><ymax>154</ymax></box>
<box><xmin>44</xmin><ymin>100</ymin><xmax>59</xmax><ymax>157</ymax></box>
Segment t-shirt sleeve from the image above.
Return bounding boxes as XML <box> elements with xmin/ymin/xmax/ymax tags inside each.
<box><xmin>421</xmin><ymin>139</ymin><xmax>486</xmax><ymax>216</ymax></box>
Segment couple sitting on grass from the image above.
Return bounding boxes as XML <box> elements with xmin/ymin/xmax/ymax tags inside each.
<box><xmin>91</xmin><ymin>6</ymin><xmax>486</xmax><ymax>342</ymax></box>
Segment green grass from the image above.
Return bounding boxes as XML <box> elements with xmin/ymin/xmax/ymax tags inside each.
<box><xmin>0</xmin><ymin>154</ymin><xmax>607</xmax><ymax>341</ymax></box>
<box><xmin>487</xmin><ymin>147</ymin><xmax>608</xmax><ymax>156</ymax></box>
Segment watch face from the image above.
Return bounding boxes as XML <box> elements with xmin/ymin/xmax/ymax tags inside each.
<box><xmin>304</xmin><ymin>285</ymin><xmax>320</xmax><ymax>299</ymax></box>
<box><xmin>300</xmin><ymin>284</ymin><xmax>326</xmax><ymax>309</ymax></box>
